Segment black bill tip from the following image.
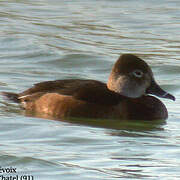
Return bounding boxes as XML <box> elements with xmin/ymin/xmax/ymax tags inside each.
<box><xmin>161</xmin><ymin>92</ymin><xmax>175</xmax><ymax>101</ymax></box>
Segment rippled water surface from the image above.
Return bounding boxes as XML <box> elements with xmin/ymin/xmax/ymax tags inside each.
<box><xmin>0</xmin><ymin>0</ymin><xmax>180</xmax><ymax>179</ymax></box>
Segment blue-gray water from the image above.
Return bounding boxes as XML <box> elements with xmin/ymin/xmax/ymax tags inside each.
<box><xmin>0</xmin><ymin>0</ymin><xmax>180</xmax><ymax>179</ymax></box>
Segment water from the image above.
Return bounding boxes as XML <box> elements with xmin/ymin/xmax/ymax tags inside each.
<box><xmin>0</xmin><ymin>0</ymin><xmax>180</xmax><ymax>179</ymax></box>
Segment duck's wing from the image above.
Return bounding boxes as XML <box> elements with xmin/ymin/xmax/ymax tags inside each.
<box><xmin>2</xmin><ymin>79</ymin><xmax>122</xmax><ymax>105</ymax></box>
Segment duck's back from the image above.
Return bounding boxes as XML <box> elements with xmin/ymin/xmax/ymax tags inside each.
<box><xmin>19</xmin><ymin>79</ymin><xmax>122</xmax><ymax>105</ymax></box>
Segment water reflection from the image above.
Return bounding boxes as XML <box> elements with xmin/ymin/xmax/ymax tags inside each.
<box><xmin>23</xmin><ymin>109</ymin><xmax>165</xmax><ymax>132</ymax></box>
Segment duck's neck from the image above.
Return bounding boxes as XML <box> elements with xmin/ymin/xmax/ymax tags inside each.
<box><xmin>107</xmin><ymin>71</ymin><xmax>120</xmax><ymax>93</ymax></box>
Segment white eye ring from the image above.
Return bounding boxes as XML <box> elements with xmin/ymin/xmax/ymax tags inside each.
<box><xmin>132</xmin><ymin>69</ymin><xmax>143</xmax><ymax>78</ymax></box>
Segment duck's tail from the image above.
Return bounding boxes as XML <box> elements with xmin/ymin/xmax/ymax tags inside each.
<box><xmin>1</xmin><ymin>92</ymin><xmax>20</xmax><ymax>103</ymax></box>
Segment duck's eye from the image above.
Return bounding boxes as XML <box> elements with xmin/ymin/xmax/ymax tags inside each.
<box><xmin>132</xmin><ymin>70</ymin><xmax>143</xmax><ymax>78</ymax></box>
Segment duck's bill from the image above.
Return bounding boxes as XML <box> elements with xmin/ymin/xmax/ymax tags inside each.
<box><xmin>146</xmin><ymin>79</ymin><xmax>175</xmax><ymax>101</ymax></box>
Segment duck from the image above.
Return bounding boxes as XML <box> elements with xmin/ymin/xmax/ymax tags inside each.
<box><xmin>1</xmin><ymin>54</ymin><xmax>175</xmax><ymax>120</ymax></box>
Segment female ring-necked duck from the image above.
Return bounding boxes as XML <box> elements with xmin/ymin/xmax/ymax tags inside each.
<box><xmin>2</xmin><ymin>54</ymin><xmax>175</xmax><ymax>120</ymax></box>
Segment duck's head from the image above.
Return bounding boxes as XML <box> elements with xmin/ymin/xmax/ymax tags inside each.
<box><xmin>107</xmin><ymin>54</ymin><xmax>175</xmax><ymax>101</ymax></box>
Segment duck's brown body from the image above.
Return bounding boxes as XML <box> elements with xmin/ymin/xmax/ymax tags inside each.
<box><xmin>2</xmin><ymin>79</ymin><xmax>168</xmax><ymax>120</ymax></box>
<box><xmin>29</xmin><ymin>93</ymin><xmax>168</xmax><ymax>120</ymax></box>
<box><xmin>2</xmin><ymin>54</ymin><xmax>174</xmax><ymax>120</ymax></box>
